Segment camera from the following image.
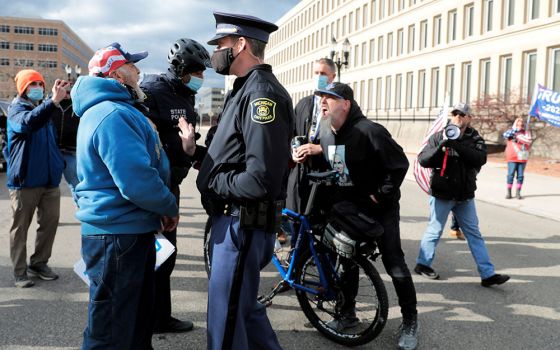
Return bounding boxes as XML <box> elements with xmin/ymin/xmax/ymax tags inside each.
<box><xmin>291</xmin><ymin>136</ymin><xmax>307</xmax><ymax>149</ymax></box>
<box><xmin>444</xmin><ymin>124</ymin><xmax>461</xmax><ymax>140</ymax></box>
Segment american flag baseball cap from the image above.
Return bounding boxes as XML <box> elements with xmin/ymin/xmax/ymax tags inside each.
<box><xmin>88</xmin><ymin>42</ymin><xmax>148</xmax><ymax>77</ymax></box>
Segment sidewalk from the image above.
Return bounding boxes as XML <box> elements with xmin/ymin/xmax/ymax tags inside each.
<box><xmin>404</xmin><ymin>154</ymin><xmax>560</xmax><ymax>222</ymax></box>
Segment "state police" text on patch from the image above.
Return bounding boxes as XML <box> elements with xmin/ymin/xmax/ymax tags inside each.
<box><xmin>250</xmin><ymin>98</ymin><xmax>276</xmax><ymax>124</ymax></box>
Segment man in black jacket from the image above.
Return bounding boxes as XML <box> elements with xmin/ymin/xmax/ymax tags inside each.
<box><xmin>287</xmin><ymin>58</ymin><xmax>336</xmax><ymax>213</ymax></box>
<box><xmin>415</xmin><ymin>102</ymin><xmax>510</xmax><ymax>288</ymax></box>
<box><xmin>140</xmin><ymin>37</ymin><xmax>211</xmax><ymax>333</ymax></box>
<box><xmin>305</xmin><ymin>83</ymin><xmax>418</xmax><ymax>350</ymax></box>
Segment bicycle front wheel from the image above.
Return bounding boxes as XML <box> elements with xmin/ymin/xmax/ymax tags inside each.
<box><xmin>294</xmin><ymin>248</ymin><xmax>388</xmax><ymax>346</ymax></box>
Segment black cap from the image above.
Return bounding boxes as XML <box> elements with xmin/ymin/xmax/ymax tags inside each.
<box><xmin>315</xmin><ymin>82</ymin><xmax>354</xmax><ymax>101</ymax></box>
<box><xmin>208</xmin><ymin>12</ymin><xmax>279</xmax><ymax>45</ymax></box>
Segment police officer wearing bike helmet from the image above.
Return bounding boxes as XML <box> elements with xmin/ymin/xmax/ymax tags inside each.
<box><xmin>140</xmin><ymin>38</ymin><xmax>211</xmax><ymax>334</ymax></box>
<box><xmin>195</xmin><ymin>11</ymin><xmax>293</xmax><ymax>350</ymax></box>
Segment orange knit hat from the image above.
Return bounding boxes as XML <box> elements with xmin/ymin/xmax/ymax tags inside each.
<box><xmin>14</xmin><ymin>69</ymin><xmax>45</xmax><ymax>96</ymax></box>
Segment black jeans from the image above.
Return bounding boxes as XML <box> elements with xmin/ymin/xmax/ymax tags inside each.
<box><xmin>345</xmin><ymin>204</ymin><xmax>417</xmax><ymax>320</ymax></box>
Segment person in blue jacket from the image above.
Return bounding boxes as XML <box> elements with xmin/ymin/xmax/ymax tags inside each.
<box><xmin>71</xmin><ymin>43</ymin><xmax>179</xmax><ymax>350</ymax></box>
<box><xmin>6</xmin><ymin>69</ymin><xmax>68</xmax><ymax>288</ymax></box>
<box><xmin>140</xmin><ymin>38</ymin><xmax>211</xmax><ymax>334</ymax></box>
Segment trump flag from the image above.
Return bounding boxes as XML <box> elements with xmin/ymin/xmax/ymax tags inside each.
<box><xmin>529</xmin><ymin>84</ymin><xmax>560</xmax><ymax>128</ymax></box>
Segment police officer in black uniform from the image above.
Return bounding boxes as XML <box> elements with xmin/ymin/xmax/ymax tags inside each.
<box><xmin>140</xmin><ymin>38</ymin><xmax>211</xmax><ymax>333</ymax></box>
<box><xmin>196</xmin><ymin>12</ymin><xmax>293</xmax><ymax>350</ymax></box>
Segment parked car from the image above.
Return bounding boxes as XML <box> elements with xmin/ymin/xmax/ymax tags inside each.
<box><xmin>0</xmin><ymin>98</ymin><xmax>10</xmax><ymax>172</ymax></box>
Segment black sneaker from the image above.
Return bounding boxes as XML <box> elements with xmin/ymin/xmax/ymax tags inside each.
<box><xmin>414</xmin><ymin>264</ymin><xmax>440</xmax><ymax>280</ymax></box>
<box><xmin>481</xmin><ymin>274</ymin><xmax>510</xmax><ymax>287</ymax></box>
<box><xmin>154</xmin><ymin>317</ymin><xmax>194</xmax><ymax>333</ymax></box>
<box><xmin>397</xmin><ymin>317</ymin><xmax>419</xmax><ymax>350</ymax></box>
<box><xmin>27</xmin><ymin>264</ymin><xmax>58</xmax><ymax>281</ymax></box>
<box><xmin>14</xmin><ymin>274</ymin><xmax>34</xmax><ymax>288</ymax></box>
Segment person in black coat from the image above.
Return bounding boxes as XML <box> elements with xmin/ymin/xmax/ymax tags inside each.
<box><xmin>140</xmin><ymin>38</ymin><xmax>211</xmax><ymax>334</ymax></box>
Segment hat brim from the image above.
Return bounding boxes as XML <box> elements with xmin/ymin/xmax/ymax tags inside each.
<box><xmin>127</xmin><ymin>51</ymin><xmax>149</xmax><ymax>63</ymax></box>
<box><xmin>207</xmin><ymin>33</ymin><xmax>236</xmax><ymax>46</ymax></box>
<box><xmin>315</xmin><ymin>88</ymin><xmax>343</xmax><ymax>99</ymax></box>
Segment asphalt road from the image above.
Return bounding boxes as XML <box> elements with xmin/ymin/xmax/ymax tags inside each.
<box><xmin>0</xmin><ymin>170</ymin><xmax>559</xmax><ymax>350</ymax></box>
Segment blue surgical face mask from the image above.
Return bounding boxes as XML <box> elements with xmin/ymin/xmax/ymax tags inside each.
<box><xmin>27</xmin><ymin>87</ymin><xmax>44</xmax><ymax>101</ymax></box>
<box><xmin>186</xmin><ymin>76</ymin><xmax>204</xmax><ymax>92</ymax></box>
<box><xmin>314</xmin><ymin>74</ymin><xmax>328</xmax><ymax>90</ymax></box>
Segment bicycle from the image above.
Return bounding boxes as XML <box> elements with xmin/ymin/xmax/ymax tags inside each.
<box><xmin>202</xmin><ymin>170</ymin><xmax>388</xmax><ymax>346</ymax></box>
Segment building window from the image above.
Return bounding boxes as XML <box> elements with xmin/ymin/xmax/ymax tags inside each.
<box><xmin>14</xmin><ymin>59</ymin><xmax>34</xmax><ymax>67</ymax></box>
<box><xmin>378</xmin><ymin>35</ymin><xmax>384</xmax><ymax>60</ymax></box>
<box><xmin>523</xmin><ymin>51</ymin><xmax>537</xmax><ymax>103</ymax></box>
<box><xmin>479</xmin><ymin>59</ymin><xmax>491</xmax><ymax>100</ymax></box>
<box><xmin>420</xmin><ymin>20</ymin><xmax>428</xmax><ymax>50</ymax></box>
<box><xmin>462</xmin><ymin>62</ymin><xmax>472</xmax><ymax>102</ymax></box>
<box><xmin>368</xmin><ymin>78</ymin><xmax>374</xmax><ymax>111</ymax></box>
<box><xmin>354</xmin><ymin>45</ymin><xmax>359</xmax><ymax>67</ymax></box>
<box><xmin>363</xmin><ymin>4</ymin><xmax>368</xmax><ymax>26</ymax></box>
<box><xmin>407</xmin><ymin>24</ymin><xmax>415</xmax><ymax>53</ymax></box>
<box><xmin>527</xmin><ymin>0</ymin><xmax>540</xmax><ymax>20</ymax></box>
<box><xmin>388</xmin><ymin>0</ymin><xmax>394</xmax><ymax>16</ymax></box>
<box><xmin>483</xmin><ymin>0</ymin><xmax>493</xmax><ymax>33</ymax></box>
<box><xmin>359</xmin><ymin>80</ymin><xmax>365</xmax><ymax>106</ymax></box>
<box><xmin>504</xmin><ymin>0</ymin><xmax>515</xmax><ymax>26</ymax></box>
<box><xmin>395</xmin><ymin>74</ymin><xmax>402</xmax><ymax>109</ymax></box>
<box><xmin>0</xmin><ymin>41</ymin><xmax>9</xmax><ymax>50</ymax></box>
<box><xmin>550</xmin><ymin>48</ymin><xmax>560</xmax><ymax>92</ymax></box>
<box><xmin>501</xmin><ymin>55</ymin><xmax>513</xmax><ymax>102</ymax></box>
<box><xmin>369</xmin><ymin>38</ymin><xmax>375</xmax><ymax>62</ymax></box>
<box><xmin>355</xmin><ymin>9</ymin><xmax>360</xmax><ymax>31</ymax></box>
<box><xmin>397</xmin><ymin>28</ymin><xmax>404</xmax><ymax>56</ymax></box>
<box><xmin>38</xmin><ymin>44</ymin><xmax>58</xmax><ymax>52</ymax></box>
<box><xmin>376</xmin><ymin>77</ymin><xmax>383</xmax><ymax>110</ymax></box>
<box><xmin>385</xmin><ymin>75</ymin><xmax>392</xmax><ymax>110</ymax></box>
<box><xmin>361</xmin><ymin>42</ymin><xmax>366</xmax><ymax>66</ymax></box>
<box><xmin>406</xmin><ymin>72</ymin><xmax>414</xmax><ymax>109</ymax></box>
<box><xmin>448</xmin><ymin>10</ymin><xmax>457</xmax><ymax>42</ymax></box>
<box><xmin>14</xmin><ymin>42</ymin><xmax>33</xmax><ymax>51</ymax></box>
<box><xmin>0</xmin><ymin>25</ymin><xmax>9</xmax><ymax>33</ymax></box>
<box><xmin>418</xmin><ymin>69</ymin><xmax>426</xmax><ymax>108</ymax></box>
<box><xmin>398</xmin><ymin>0</ymin><xmax>405</xmax><ymax>11</ymax></box>
<box><xmin>446</xmin><ymin>65</ymin><xmax>455</xmax><ymax>106</ymax></box>
<box><xmin>464</xmin><ymin>3</ymin><xmax>474</xmax><ymax>38</ymax></box>
<box><xmin>433</xmin><ymin>15</ymin><xmax>442</xmax><ymax>46</ymax></box>
<box><xmin>557</xmin><ymin>0</ymin><xmax>560</xmax><ymax>13</ymax></box>
<box><xmin>371</xmin><ymin>0</ymin><xmax>377</xmax><ymax>24</ymax></box>
<box><xmin>387</xmin><ymin>32</ymin><xmax>393</xmax><ymax>58</ymax></box>
<box><xmin>380</xmin><ymin>0</ymin><xmax>386</xmax><ymax>20</ymax></box>
<box><xmin>38</xmin><ymin>27</ymin><xmax>58</xmax><ymax>36</ymax></box>
<box><xmin>14</xmin><ymin>26</ymin><xmax>34</xmax><ymax>34</ymax></box>
<box><xmin>431</xmin><ymin>67</ymin><xmax>440</xmax><ymax>107</ymax></box>
<box><xmin>38</xmin><ymin>60</ymin><xmax>58</xmax><ymax>68</ymax></box>
<box><xmin>0</xmin><ymin>58</ymin><xmax>9</xmax><ymax>66</ymax></box>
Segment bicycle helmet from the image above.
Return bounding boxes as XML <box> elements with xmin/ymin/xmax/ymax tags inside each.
<box><xmin>168</xmin><ymin>38</ymin><xmax>212</xmax><ymax>77</ymax></box>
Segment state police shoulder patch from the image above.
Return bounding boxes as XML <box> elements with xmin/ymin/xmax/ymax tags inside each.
<box><xmin>250</xmin><ymin>98</ymin><xmax>276</xmax><ymax>124</ymax></box>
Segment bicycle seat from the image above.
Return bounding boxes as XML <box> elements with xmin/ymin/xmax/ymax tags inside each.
<box><xmin>307</xmin><ymin>170</ymin><xmax>338</xmax><ymax>182</ymax></box>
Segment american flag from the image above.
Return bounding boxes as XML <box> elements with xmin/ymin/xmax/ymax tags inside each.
<box><xmin>413</xmin><ymin>103</ymin><xmax>449</xmax><ymax>194</ymax></box>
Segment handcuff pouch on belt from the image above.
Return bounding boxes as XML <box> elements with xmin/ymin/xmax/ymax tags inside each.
<box><xmin>237</xmin><ymin>200</ymin><xmax>284</xmax><ymax>233</ymax></box>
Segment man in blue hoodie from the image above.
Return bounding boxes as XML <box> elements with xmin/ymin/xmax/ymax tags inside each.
<box><xmin>7</xmin><ymin>69</ymin><xmax>68</xmax><ymax>288</ymax></box>
<box><xmin>71</xmin><ymin>43</ymin><xmax>179</xmax><ymax>350</ymax></box>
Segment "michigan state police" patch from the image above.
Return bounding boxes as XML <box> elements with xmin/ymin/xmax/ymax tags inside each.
<box><xmin>250</xmin><ymin>98</ymin><xmax>276</xmax><ymax>124</ymax></box>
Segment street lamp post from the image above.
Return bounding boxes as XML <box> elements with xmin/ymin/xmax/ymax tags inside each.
<box><xmin>64</xmin><ymin>64</ymin><xmax>82</xmax><ymax>83</ymax></box>
<box><xmin>329</xmin><ymin>37</ymin><xmax>351</xmax><ymax>82</ymax></box>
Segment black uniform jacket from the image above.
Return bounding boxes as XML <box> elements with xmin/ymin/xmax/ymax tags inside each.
<box><xmin>319</xmin><ymin>102</ymin><xmax>408</xmax><ymax>214</ymax></box>
<box><xmin>286</xmin><ymin>95</ymin><xmax>329</xmax><ymax>212</ymax></box>
<box><xmin>51</xmin><ymin>98</ymin><xmax>79</xmax><ymax>151</ymax></box>
<box><xmin>196</xmin><ymin>64</ymin><xmax>293</xmax><ymax>203</ymax></box>
<box><xmin>418</xmin><ymin>127</ymin><xmax>487</xmax><ymax>201</ymax></box>
<box><xmin>141</xmin><ymin>71</ymin><xmax>205</xmax><ymax>168</ymax></box>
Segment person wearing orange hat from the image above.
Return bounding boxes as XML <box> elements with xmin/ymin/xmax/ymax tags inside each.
<box><xmin>6</xmin><ymin>69</ymin><xmax>70</xmax><ymax>288</ymax></box>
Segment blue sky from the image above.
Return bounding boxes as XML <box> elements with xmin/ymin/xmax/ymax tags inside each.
<box><xmin>1</xmin><ymin>0</ymin><xmax>300</xmax><ymax>87</ymax></box>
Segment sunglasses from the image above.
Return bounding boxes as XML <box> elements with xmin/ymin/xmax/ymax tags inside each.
<box><xmin>452</xmin><ymin>112</ymin><xmax>467</xmax><ymax>117</ymax></box>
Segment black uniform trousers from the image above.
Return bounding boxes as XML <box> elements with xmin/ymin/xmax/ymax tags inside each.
<box><xmin>153</xmin><ymin>183</ymin><xmax>180</xmax><ymax>327</ymax></box>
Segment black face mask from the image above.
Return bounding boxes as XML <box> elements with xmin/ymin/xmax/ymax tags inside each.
<box><xmin>211</xmin><ymin>47</ymin><xmax>236</xmax><ymax>75</ymax></box>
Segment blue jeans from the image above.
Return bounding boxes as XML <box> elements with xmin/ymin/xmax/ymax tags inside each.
<box><xmin>417</xmin><ymin>196</ymin><xmax>495</xmax><ymax>279</ymax></box>
<box><xmin>61</xmin><ymin>150</ymin><xmax>79</xmax><ymax>204</ymax></box>
<box><xmin>507</xmin><ymin>162</ymin><xmax>526</xmax><ymax>185</ymax></box>
<box><xmin>81</xmin><ymin>233</ymin><xmax>156</xmax><ymax>350</ymax></box>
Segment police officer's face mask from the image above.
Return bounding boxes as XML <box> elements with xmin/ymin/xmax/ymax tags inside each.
<box><xmin>211</xmin><ymin>47</ymin><xmax>236</xmax><ymax>75</ymax></box>
<box><xmin>186</xmin><ymin>76</ymin><xmax>204</xmax><ymax>92</ymax></box>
